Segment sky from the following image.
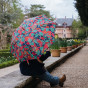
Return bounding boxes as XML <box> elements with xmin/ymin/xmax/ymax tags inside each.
<box><xmin>20</xmin><ymin>0</ymin><xmax>78</xmax><ymax>19</ymax></box>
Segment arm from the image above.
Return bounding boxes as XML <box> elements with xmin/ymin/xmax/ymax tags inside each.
<box><xmin>39</xmin><ymin>51</ymin><xmax>51</xmax><ymax>62</ymax></box>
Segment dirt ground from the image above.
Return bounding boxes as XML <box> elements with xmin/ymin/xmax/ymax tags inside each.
<box><xmin>35</xmin><ymin>46</ymin><xmax>88</xmax><ymax>88</ymax></box>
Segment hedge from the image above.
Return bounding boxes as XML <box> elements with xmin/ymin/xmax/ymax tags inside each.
<box><xmin>0</xmin><ymin>49</ymin><xmax>10</xmax><ymax>52</ymax></box>
<box><xmin>0</xmin><ymin>52</ymin><xmax>13</xmax><ymax>57</ymax></box>
<box><xmin>0</xmin><ymin>59</ymin><xmax>19</xmax><ymax>69</ymax></box>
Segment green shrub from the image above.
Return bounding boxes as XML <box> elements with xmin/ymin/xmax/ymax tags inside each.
<box><xmin>50</xmin><ymin>39</ymin><xmax>60</xmax><ymax>49</ymax></box>
<box><xmin>0</xmin><ymin>59</ymin><xmax>19</xmax><ymax>69</ymax></box>
<box><xmin>60</xmin><ymin>40</ymin><xmax>67</xmax><ymax>47</ymax></box>
<box><xmin>0</xmin><ymin>56</ymin><xmax>15</xmax><ymax>64</ymax></box>
<box><xmin>67</xmin><ymin>41</ymin><xmax>72</xmax><ymax>46</ymax></box>
<box><xmin>71</xmin><ymin>40</ymin><xmax>76</xmax><ymax>45</ymax></box>
<box><xmin>0</xmin><ymin>52</ymin><xmax>13</xmax><ymax>57</ymax></box>
<box><xmin>0</xmin><ymin>56</ymin><xmax>19</xmax><ymax>69</ymax></box>
<box><xmin>6</xmin><ymin>43</ymin><xmax>11</xmax><ymax>49</ymax></box>
<box><xmin>84</xmin><ymin>40</ymin><xmax>87</xmax><ymax>44</ymax></box>
<box><xmin>0</xmin><ymin>49</ymin><xmax>10</xmax><ymax>52</ymax></box>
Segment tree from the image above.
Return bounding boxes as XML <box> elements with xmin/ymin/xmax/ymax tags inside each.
<box><xmin>75</xmin><ymin>0</ymin><xmax>88</xmax><ymax>26</ymax></box>
<box><xmin>71</xmin><ymin>20</ymin><xmax>78</xmax><ymax>38</ymax></box>
<box><xmin>0</xmin><ymin>0</ymin><xmax>24</xmax><ymax>28</ymax></box>
<box><xmin>72</xmin><ymin>19</ymin><xmax>88</xmax><ymax>38</ymax></box>
<box><xmin>26</xmin><ymin>4</ymin><xmax>55</xmax><ymax>20</ymax></box>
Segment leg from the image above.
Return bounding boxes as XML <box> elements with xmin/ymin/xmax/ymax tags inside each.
<box><xmin>38</xmin><ymin>71</ymin><xmax>59</xmax><ymax>86</ymax></box>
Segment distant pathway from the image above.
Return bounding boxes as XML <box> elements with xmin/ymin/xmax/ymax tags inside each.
<box><xmin>36</xmin><ymin>46</ymin><xmax>88</xmax><ymax>88</ymax></box>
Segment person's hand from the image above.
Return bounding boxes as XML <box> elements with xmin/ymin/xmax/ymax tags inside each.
<box><xmin>37</xmin><ymin>59</ymin><xmax>43</xmax><ymax>63</ymax></box>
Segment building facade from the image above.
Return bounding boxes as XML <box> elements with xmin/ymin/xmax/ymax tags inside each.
<box><xmin>55</xmin><ymin>17</ymin><xmax>74</xmax><ymax>38</ymax></box>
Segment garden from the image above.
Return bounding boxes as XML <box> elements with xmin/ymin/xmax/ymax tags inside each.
<box><xmin>0</xmin><ymin>0</ymin><xmax>87</xmax><ymax>69</ymax></box>
<box><xmin>0</xmin><ymin>38</ymin><xmax>86</xmax><ymax>69</ymax></box>
<box><xmin>0</xmin><ymin>48</ymin><xmax>18</xmax><ymax>69</ymax></box>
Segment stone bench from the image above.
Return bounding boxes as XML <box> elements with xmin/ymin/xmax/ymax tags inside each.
<box><xmin>0</xmin><ymin>46</ymin><xmax>83</xmax><ymax>88</ymax></box>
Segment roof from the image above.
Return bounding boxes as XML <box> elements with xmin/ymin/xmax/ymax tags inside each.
<box><xmin>55</xmin><ymin>18</ymin><xmax>74</xmax><ymax>27</ymax></box>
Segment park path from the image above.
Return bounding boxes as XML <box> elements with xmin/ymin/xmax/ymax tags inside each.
<box><xmin>35</xmin><ymin>46</ymin><xmax>88</xmax><ymax>88</ymax></box>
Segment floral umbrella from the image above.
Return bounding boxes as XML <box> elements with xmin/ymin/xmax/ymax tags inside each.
<box><xmin>10</xmin><ymin>15</ymin><xmax>56</xmax><ymax>63</ymax></box>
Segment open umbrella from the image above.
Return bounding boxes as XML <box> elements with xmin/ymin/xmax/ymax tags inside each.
<box><xmin>10</xmin><ymin>15</ymin><xmax>56</xmax><ymax>63</ymax></box>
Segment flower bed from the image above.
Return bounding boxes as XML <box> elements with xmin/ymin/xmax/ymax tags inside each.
<box><xmin>0</xmin><ymin>56</ymin><xmax>19</xmax><ymax>69</ymax></box>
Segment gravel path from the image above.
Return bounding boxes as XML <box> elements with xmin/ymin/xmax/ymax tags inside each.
<box><xmin>35</xmin><ymin>46</ymin><xmax>88</xmax><ymax>88</ymax></box>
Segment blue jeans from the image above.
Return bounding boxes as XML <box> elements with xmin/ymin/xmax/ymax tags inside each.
<box><xmin>37</xmin><ymin>71</ymin><xmax>59</xmax><ymax>85</ymax></box>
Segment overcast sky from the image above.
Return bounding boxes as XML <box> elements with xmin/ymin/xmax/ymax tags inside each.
<box><xmin>20</xmin><ymin>0</ymin><xmax>78</xmax><ymax>19</ymax></box>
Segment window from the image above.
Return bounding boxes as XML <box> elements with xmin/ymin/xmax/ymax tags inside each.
<box><xmin>64</xmin><ymin>34</ymin><xmax>66</xmax><ymax>38</ymax></box>
<box><xmin>63</xmin><ymin>22</ymin><xmax>67</xmax><ymax>28</ymax></box>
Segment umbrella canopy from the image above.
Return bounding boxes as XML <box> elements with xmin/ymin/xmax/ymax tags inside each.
<box><xmin>10</xmin><ymin>15</ymin><xmax>56</xmax><ymax>63</ymax></box>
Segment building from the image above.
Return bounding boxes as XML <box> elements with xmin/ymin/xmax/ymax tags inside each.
<box><xmin>55</xmin><ymin>17</ymin><xmax>74</xmax><ymax>38</ymax></box>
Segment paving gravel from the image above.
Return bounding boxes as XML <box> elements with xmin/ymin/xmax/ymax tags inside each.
<box><xmin>35</xmin><ymin>46</ymin><xmax>88</xmax><ymax>88</ymax></box>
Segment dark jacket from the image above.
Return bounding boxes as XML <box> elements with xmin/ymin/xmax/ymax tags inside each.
<box><xmin>19</xmin><ymin>51</ymin><xmax>51</xmax><ymax>76</ymax></box>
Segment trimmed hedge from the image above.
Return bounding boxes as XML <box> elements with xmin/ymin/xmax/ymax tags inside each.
<box><xmin>0</xmin><ymin>52</ymin><xmax>13</xmax><ymax>57</ymax></box>
<box><xmin>0</xmin><ymin>56</ymin><xmax>15</xmax><ymax>63</ymax></box>
<box><xmin>0</xmin><ymin>49</ymin><xmax>10</xmax><ymax>52</ymax></box>
<box><xmin>0</xmin><ymin>59</ymin><xmax>19</xmax><ymax>69</ymax></box>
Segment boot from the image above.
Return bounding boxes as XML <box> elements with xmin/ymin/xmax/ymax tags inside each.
<box><xmin>50</xmin><ymin>74</ymin><xmax>66</xmax><ymax>87</ymax></box>
<box><xmin>59</xmin><ymin>74</ymin><xmax>66</xmax><ymax>87</ymax></box>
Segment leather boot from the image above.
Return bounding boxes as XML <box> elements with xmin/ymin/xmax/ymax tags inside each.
<box><xmin>59</xmin><ymin>74</ymin><xmax>66</xmax><ymax>87</ymax></box>
<box><xmin>50</xmin><ymin>74</ymin><xmax>66</xmax><ymax>87</ymax></box>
